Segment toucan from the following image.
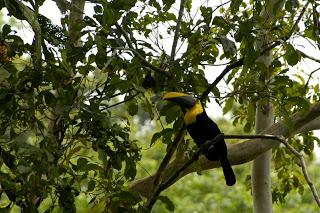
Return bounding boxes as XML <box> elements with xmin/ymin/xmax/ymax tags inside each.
<box><xmin>163</xmin><ymin>92</ymin><xmax>236</xmax><ymax>186</ymax></box>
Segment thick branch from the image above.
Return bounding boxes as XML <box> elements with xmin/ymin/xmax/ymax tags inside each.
<box><xmin>143</xmin><ymin>132</ymin><xmax>320</xmax><ymax>209</ymax></box>
<box><xmin>130</xmin><ymin>102</ymin><xmax>320</xmax><ymax>197</ymax></box>
<box><xmin>298</xmin><ymin>116</ymin><xmax>320</xmax><ymax>132</ymax></box>
<box><xmin>13</xmin><ymin>0</ymin><xmax>42</xmax><ymax>70</ymax></box>
<box><xmin>69</xmin><ymin>0</ymin><xmax>85</xmax><ymax>47</ymax></box>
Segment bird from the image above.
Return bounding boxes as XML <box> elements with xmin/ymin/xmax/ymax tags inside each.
<box><xmin>163</xmin><ymin>92</ymin><xmax>236</xmax><ymax>186</ymax></box>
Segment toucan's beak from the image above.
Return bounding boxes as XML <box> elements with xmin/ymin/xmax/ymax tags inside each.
<box><xmin>163</xmin><ymin>92</ymin><xmax>195</xmax><ymax>108</ymax></box>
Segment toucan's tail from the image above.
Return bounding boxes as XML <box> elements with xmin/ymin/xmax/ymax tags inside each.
<box><xmin>220</xmin><ymin>156</ymin><xmax>236</xmax><ymax>186</ymax></box>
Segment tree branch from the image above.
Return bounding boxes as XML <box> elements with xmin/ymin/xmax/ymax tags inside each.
<box><xmin>151</xmin><ymin>127</ymin><xmax>186</xmax><ymax>187</ymax></box>
<box><xmin>144</xmin><ymin>132</ymin><xmax>320</xmax><ymax>210</ymax></box>
<box><xmin>287</xmin><ymin>2</ymin><xmax>310</xmax><ymax>40</ymax></box>
<box><xmin>13</xmin><ymin>0</ymin><xmax>42</xmax><ymax>70</ymax></box>
<box><xmin>145</xmin><ymin>126</ymin><xmax>187</xmax><ymax>210</ymax></box>
<box><xmin>169</xmin><ymin>0</ymin><xmax>186</xmax><ymax>67</ymax></box>
<box><xmin>69</xmin><ymin>0</ymin><xmax>85</xmax><ymax>47</ymax></box>
<box><xmin>298</xmin><ymin>116</ymin><xmax>320</xmax><ymax>132</ymax></box>
<box><xmin>225</xmin><ymin>134</ymin><xmax>320</xmax><ymax>208</ymax></box>
<box><xmin>276</xmin><ymin>137</ymin><xmax>320</xmax><ymax>208</ymax></box>
<box><xmin>199</xmin><ymin>2</ymin><xmax>311</xmax><ymax>104</ymax></box>
<box><xmin>200</xmin><ymin>58</ymin><xmax>244</xmax><ymax>102</ymax></box>
<box><xmin>298</xmin><ymin>50</ymin><xmax>320</xmax><ymax>64</ymax></box>
<box><xmin>130</xmin><ymin>102</ymin><xmax>320</xmax><ymax>197</ymax></box>
<box><xmin>115</xmin><ymin>23</ymin><xmax>171</xmax><ymax>78</ymax></box>
<box><xmin>304</xmin><ymin>67</ymin><xmax>320</xmax><ymax>89</ymax></box>
<box><xmin>102</xmin><ymin>92</ymin><xmax>141</xmax><ymax>109</ymax></box>
<box><xmin>260</xmin><ymin>1</ymin><xmax>310</xmax><ymax>56</ymax></box>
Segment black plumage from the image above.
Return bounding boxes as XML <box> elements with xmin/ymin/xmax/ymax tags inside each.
<box><xmin>187</xmin><ymin>112</ymin><xmax>236</xmax><ymax>186</ymax></box>
<box><xmin>163</xmin><ymin>92</ymin><xmax>236</xmax><ymax>186</ymax></box>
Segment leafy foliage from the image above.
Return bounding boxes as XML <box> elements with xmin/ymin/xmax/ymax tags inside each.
<box><xmin>0</xmin><ymin>0</ymin><xmax>319</xmax><ymax>212</ymax></box>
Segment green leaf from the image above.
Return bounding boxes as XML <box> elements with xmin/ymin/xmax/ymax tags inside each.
<box><xmin>77</xmin><ymin>157</ymin><xmax>88</xmax><ymax>171</ymax></box>
<box><xmin>151</xmin><ymin>132</ymin><xmax>162</xmax><ymax>146</ymax></box>
<box><xmin>0</xmin><ymin>67</ymin><xmax>11</xmax><ymax>83</ymax></box>
<box><xmin>247</xmin><ymin>102</ymin><xmax>255</xmax><ymax>124</ymax></box>
<box><xmin>43</xmin><ymin>90</ymin><xmax>56</xmax><ymax>107</ymax></box>
<box><xmin>162</xmin><ymin>104</ymin><xmax>181</xmax><ymax>124</ymax></box>
<box><xmin>239</xmin><ymin>20</ymin><xmax>253</xmax><ymax>35</ymax></box>
<box><xmin>87</xmin><ymin>180</ymin><xmax>96</xmax><ymax>192</ymax></box>
<box><xmin>111</xmin><ymin>155</ymin><xmax>122</xmax><ymax>170</ymax></box>
<box><xmin>230</xmin><ymin>0</ymin><xmax>243</xmax><ymax>15</ymax></box>
<box><xmin>212</xmin><ymin>16</ymin><xmax>228</xmax><ymax>29</ymax></box>
<box><xmin>243</xmin><ymin>122</ymin><xmax>251</xmax><ymax>133</ymax></box>
<box><xmin>125</xmin><ymin>158</ymin><xmax>137</xmax><ymax>179</ymax></box>
<box><xmin>1</xmin><ymin>149</ymin><xmax>15</xmax><ymax>169</ymax></box>
<box><xmin>94</xmin><ymin>4</ymin><xmax>103</xmax><ymax>13</ymax></box>
<box><xmin>200</xmin><ymin>6</ymin><xmax>213</xmax><ymax>25</ymax></box>
<box><xmin>223</xmin><ymin>98</ymin><xmax>234</xmax><ymax>114</ymax></box>
<box><xmin>284</xmin><ymin>44</ymin><xmax>301</xmax><ymax>66</ymax></box>
<box><xmin>127</xmin><ymin>101</ymin><xmax>139</xmax><ymax>116</ymax></box>
<box><xmin>117</xmin><ymin>191</ymin><xmax>141</xmax><ymax>205</ymax></box>
<box><xmin>163</xmin><ymin>0</ymin><xmax>175</xmax><ymax>11</ymax></box>
<box><xmin>158</xmin><ymin>196</ymin><xmax>175</xmax><ymax>212</ymax></box>
<box><xmin>102</xmin><ymin>7</ymin><xmax>114</xmax><ymax>26</ymax></box>
<box><xmin>285</xmin><ymin>0</ymin><xmax>299</xmax><ymax>12</ymax></box>
<box><xmin>151</xmin><ymin>128</ymin><xmax>174</xmax><ymax>146</ymax></box>
<box><xmin>287</xmin><ymin>96</ymin><xmax>310</xmax><ymax>113</ymax></box>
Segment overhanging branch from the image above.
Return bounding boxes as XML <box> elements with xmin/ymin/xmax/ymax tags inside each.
<box><xmin>130</xmin><ymin>102</ymin><xmax>320</xmax><ymax>198</ymax></box>
<box><xmin>143</xmin><ymin>132</ymin><xmax>320</xmax><ymax>210</ymax></box>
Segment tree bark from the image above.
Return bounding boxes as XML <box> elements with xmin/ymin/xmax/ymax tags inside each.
<box><xmin>252</xmin><ymin>102</ymin><xmax>274</xmax><ymax>213</ymax></box>
<box><xmin>251</xmin><ymin>0</ymin><xmax>286</xmax><ymax>210</ymax></box>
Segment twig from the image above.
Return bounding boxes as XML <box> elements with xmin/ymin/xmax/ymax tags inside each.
<box><xmin>103</xmin><ymin>92</ymin><xmax>141</xmax><ymax>109</ymax></box>
<box><xmin>224</xmin><ymin>134</ymin><xmax>320</xmax><ymax>208</ymax></box>
<box><xmin>200</xmin><ymin>58</ymin><xmax>244</xmax><ymax>102</ymax></box>
<box><xmin>155</xmin><ymin>107</ymin><xmax>165</xmax><ymax>130</ymax></box>
<box><xmin>107</xmin><ymin>88</ymin><xmax>135</xmax><ymax>99</ymax></box>
<box><xmin>298</xmin><ymin>50</ymin><xmax>320</xmax><ymax>64</ymax></box>
<box><xmin>115</xmin><ymin>23</ymin><xmax>171</xmax><ymax>78</ymax></box>
<box><xmin>287</xmin><ymin>2</ymin><xmax>310</xmax><ymax>40</ymax></box>
<box><xmin>169</xmin><ymin>0</ymin><xmax>186</xmax><ymax>67</ymax></box>
<box><xmin>304</xmin><ymin>67</ymin><xmax>320</xmax><ymax>90</ymax></box>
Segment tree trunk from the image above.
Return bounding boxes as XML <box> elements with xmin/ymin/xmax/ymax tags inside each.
<box><xmin>251</xmin><ymin>0</ymin><xmax>286</xmax><ymax>210</ymax></box>
<box><xmin>252</xmin><ymin>102</ymin><xmax>274</xmax><ymax>213</ymax></box>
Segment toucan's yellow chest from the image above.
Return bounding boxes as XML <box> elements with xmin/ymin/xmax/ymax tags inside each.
<box><xmin>183</xmin><ymin>102</ymin><xmax>204</xmax><ymax>125</ymax></box>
